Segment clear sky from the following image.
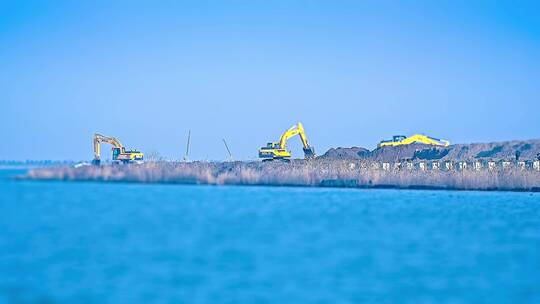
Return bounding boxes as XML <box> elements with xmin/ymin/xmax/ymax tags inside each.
<box><xmin>1</xmin><ymin>1</ymin><xmax>539</xmax><ymax>161</ymax></box>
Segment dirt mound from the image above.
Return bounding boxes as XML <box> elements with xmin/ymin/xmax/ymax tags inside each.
<box><xmin>442</xmin><ymin>140</ymin><xmax>540</xmax><ymax>161</ymax></box>
<box><xmin>321</xmin><ymin>147</ymin><xmax>370</xmax><ymax>159</ymax></box>
<box><xmin>320</xmin><ymin>139</ymin><xmax>540</xmax><ymax>161</ymax></box>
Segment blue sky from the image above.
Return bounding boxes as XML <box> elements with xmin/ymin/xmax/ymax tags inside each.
<box><xmin>1</xmin><ymin>1</ymin><xmax>539</xmax><ymax>161</ymax></box>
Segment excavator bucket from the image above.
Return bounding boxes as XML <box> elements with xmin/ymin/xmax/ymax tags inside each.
<box><xmin>303</xmin><ymin>146</ymin><xmax>316</xmax><ymax>159</ymax></box>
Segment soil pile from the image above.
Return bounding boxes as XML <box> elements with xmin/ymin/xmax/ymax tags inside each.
<box><xmin>321</xmin><ymin>147</ymin><xmax>370</xmax><ymax>159</ymax></box>
<box><xmin>321</xmin><ymin>139</ymin><xmax>540</xmax><ymax>161</ymax></box>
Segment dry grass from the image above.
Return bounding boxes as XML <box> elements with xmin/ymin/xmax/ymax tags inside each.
<box><xmin>25</xmin><ymin>159</ymin><xmax>540</xmax><ymax>191</ymax></box>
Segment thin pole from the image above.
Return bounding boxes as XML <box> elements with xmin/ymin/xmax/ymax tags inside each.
<box><xmin>184</xmin><ymin>130</ymin><xmax>191</xmax><ymax>161</ymax></box>
<box><xmin>223</xmin><ymin>138</ymin><xmax>232</xmax><ymax>159</ymax></box>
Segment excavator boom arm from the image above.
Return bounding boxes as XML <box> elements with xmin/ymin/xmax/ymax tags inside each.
<box><xmin>379</xmin><ymin>134</ymin><xmax>450</xmax><ymax>147</ymax></box>
<box><xmin>278</xmin><ymin>123</ymin><xmax>310</xmax><ymax>150</ymax></box>
<box><xmin>403</xmin><ymin>134</ymin><xmax>449</xmax><ymax>146</ymax></box>
<box><xmin>93</xmin><ymin>133</ymin><xmax>124</xmax><ymax>160</ymax></box>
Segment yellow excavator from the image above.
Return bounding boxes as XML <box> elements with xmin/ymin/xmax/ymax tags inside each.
<box><xmin>259</xmin><ymin>122</ymin><xmax>316</xmax><ymax>162</ymax></box>
<box><xmin>92</xmin><ymin>133</ymin><xmax>144</xmax><ymax>165</ymax></box>
<box><xmin>378</xmin><ymin>134</ymin><xmax>450</xmax><ymax>148</ymax></box>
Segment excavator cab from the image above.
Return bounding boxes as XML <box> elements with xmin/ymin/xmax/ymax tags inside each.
<box><xmin>112</xmin><ymin>147</ymin><xmax>122</xmax><ymax>160</ymax></box>
<box><xmin>393</xmin><ymin>135</ymin><xmax>407</xmax><ymax>142</ymax></box>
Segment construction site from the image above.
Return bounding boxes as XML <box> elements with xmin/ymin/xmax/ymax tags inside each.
<box><xmin>25</xmin><ymin>123</ymin><xmax>540</xmax><ymax>192</ymax></box>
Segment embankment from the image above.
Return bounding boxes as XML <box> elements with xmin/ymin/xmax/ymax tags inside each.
<box><xmin>24</xmin><ymin>160</ymin><xmax>540</xmax><ymax>192</ymax></box>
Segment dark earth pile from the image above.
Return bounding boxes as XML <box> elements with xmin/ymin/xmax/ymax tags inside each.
<box><xmin>320</xmin><ymin>139</ymin><xmax>540</xmax><ymax>162</ymax></box>
<box><xmin>321</xmin><ymin>147</ymin><xmax>370</xmax><ymax>159</ymax></box>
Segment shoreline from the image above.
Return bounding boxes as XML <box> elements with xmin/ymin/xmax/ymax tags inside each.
<box><xmin>17</xmin><ymin>176</ymin><xmax>540</xmax><ymax>193</ymax></box>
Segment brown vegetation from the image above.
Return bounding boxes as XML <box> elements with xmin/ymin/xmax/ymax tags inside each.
<box><xmin>25</xmin><ymin>159</ymin><xmax>540</xmax><ymax>191</ymax></box>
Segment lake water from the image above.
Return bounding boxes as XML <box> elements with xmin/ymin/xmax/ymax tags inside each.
<box><xmin>1</xmin><ymin>169</ymin><xmax>539</xmax><ymax>303</ymax></box>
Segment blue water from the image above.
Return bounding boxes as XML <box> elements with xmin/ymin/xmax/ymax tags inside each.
<box><xmin>0</xmin><ymin>169</ymin><xmax>539</xmax><ymax>304</ymax></box>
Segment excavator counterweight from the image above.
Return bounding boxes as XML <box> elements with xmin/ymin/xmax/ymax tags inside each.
<box><xmin>258</xmin><ymin>123</ymin><xmax>316</xmax><ymax>161</ymax></box>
